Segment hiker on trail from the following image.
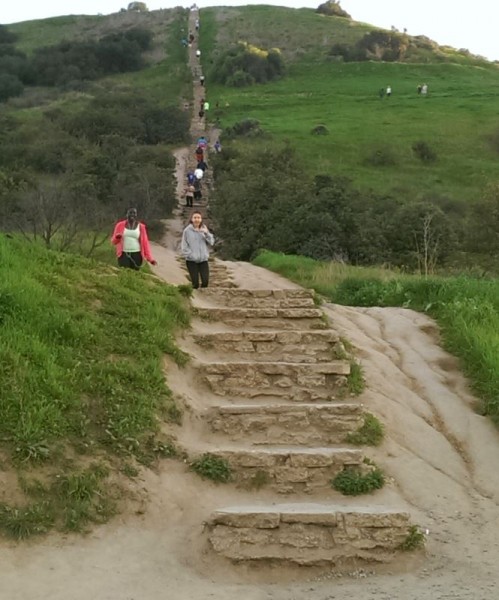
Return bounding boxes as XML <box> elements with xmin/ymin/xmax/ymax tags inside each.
<box><xmin>196</xmin><ymin>49</ymin><xmax>201</xmax><ymax>58</ymax></box>
<box><xmin>184</xmin><ymin>184</ymin><xmax>195</xmax><ymax>208</ymax></box>
<box><xmin>187</xmin><ymin>170</ymin><xmax>195</xmax><ymax>185</ymax></box>
<box><xmin>386</xmin><ymin>85</ymin><xmax>392</xmax><ymax>97</ymax></box>
<box><xmin>378</xmin><ymin>87</ymin><xmax>385</xmax><ymax>98</ymax></box>
<box><xmin>198</xmin><ymin>109</ymin><xmax>205</xmax><ymax>119</ymax></box>
<box><xmin>421</xmin><ymin>83</ymin><xmax>428</xmax><ymax>96</ymax></box>
<box><xmin>214</xmin><ymin>139</ymin><xmax>222</xmax><ymax>153</ymax></box>
<box><xmin>193</xmin><ymin>178</ymin><xmax>202</xmax><ymax>202</ymax></box>
<box><xmin>181</xmin><ymin>211</ymin><xmax>214</xmax><ymax>289</ymax></box>
<box><xmin>195</xmin><ymin>146</ymin><xmax>204</xmax><ymax>162</ymax></box>
<box><xmin>197</xmin><ymin>135</ymin><xmax>208</xmax><ymax>149</ymax></box>
<box><xmin>111</xmin><ymin>208</ymin><xmax>156</xmax><ymax>270</ymax></box>
<box><xmin>194</xmin><ymin>167</ymin><xmax>204</xmax><ymax>180</ymax></box>
<box><xmin>417</xmin><ymin>84</ymin><xmax>422</xmax><ymax>95</ymax></box>
<box><xmin>200</xmin><ymin>74</ymin><xmax>205</xmax><ymax>86</ymax></box>
<box><xmin>189</xmin><ymin>33</ymin><xmax>195</xmax><ymax>43</ymax></box>
<box><xmin>195</xmin><ymin>18</ymin><xmax>200</xmax><ymax>31</ymax></box>
<box><xmin>196</xmin><ymin>159</ymin><xmax>208</xmax><ymax>172</ymax></box>
<box><xmin>203</xmin><ymin>100</ymin><xmax>210</xmax><ymax>111</ymax></box>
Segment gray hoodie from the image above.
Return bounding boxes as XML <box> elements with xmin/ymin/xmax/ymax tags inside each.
<box><xmin>181</xmin><ymin>224</ymin><xmax>214</xmax><ymax>262</ymax></box>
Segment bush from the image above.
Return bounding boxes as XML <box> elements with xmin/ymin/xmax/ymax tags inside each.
<box><xmin>412</xmin><ymin>140</ymin><xmax>437</xmax><ymax>163</ymax></box>
<box><xmin>363</xmin><ymin>144</ymin><xmax>399</xmax><ymax>167</ymax></box>
<box><xmin>316</xmin><ymin>1</ymin><xmax>351</xmax><ymax>18</ymax></box>
<box><xmin>346</xmin><ymin>413</ymin><xmax>384</xmax><ymax>446</ymax></box>
<box><xmin>224</xmin><ymin>118</ymin><xmax>264</xmax><ymax>138</ymax></box>
<box><xmin>211</xmin><ymin>42</ymin><xmax>285</xmax><ymax>87</ymax></box>
<box><xmin>311</xmin><ymin>124</ymin><xmax>329</xmax><ymax>135</ymax></box>
<box><xmin>190</xmin><ymin>453</ymin><xmax>232</xmax><ymax>483</ymax></box>
<box><xmin>0</xmin><ymin>73</ymin><xmax>23</xmax><ymax>102</ymax></box>
<box><xmin>332</xmin><ymin>465</ymin><xmax>385</xmax><ymax>495</ymax></box>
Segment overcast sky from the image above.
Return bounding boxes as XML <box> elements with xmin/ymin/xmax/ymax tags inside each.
<box><xmin>2</xmin><ymin>1</ymin><xmax>498</xmax><ymax>61</ymax></box>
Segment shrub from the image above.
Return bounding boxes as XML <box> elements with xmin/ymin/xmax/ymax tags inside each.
<box><xmin>412</xmin><ymin>140</ymin><xmax>437</xmax><ymax>163</ymax></box>
<box><xmin>332</xmin><ymin>465</ymin><xmax>385</xmax><ymax>495</ymax></box>
<box><xmin>0</xmin><ymin>73</ymin><xmax>23</xmax><ymax>102</ymax></box>
<box><xmin>363</xmin><ymin>144</ymin><xmax>399</xmax><ymax>167</ymax></box>
<box><xmin>311</xmin><ymin>124</ymin><xmax>329</xmax><ymax>135</ymax></box>
<box><xmin>400</xmin><ymin>525</ymin><xmax>426</xmax><ymax>550</ymax></box>
<box><xmin>346</xmin><ymin>413</ymin><xmax>384</xmax><ymax>446</ymax></box>
<box><xmin>190</xmin><ymin>453</ymin><xmax>232</xmax><ymax>483</ymax></box>
<box><xmin>224</xmin><ymin>118</ymin><xmax>264</xmax><ymax>138</ymax></box>
<box><xmin>316</xmin><ymin>1</ymin><xmax>351</xmax><ymax>18</ymax></box>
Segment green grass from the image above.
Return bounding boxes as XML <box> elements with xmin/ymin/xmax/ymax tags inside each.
<box><xmin>346</xmin><ymin>413</ymin><xmax>385</xmax><ymax>446</ymax></box>
<box><xmin>198</xmin><ymin>5</ymin><xmax>499</xmax><ymax>205</ymax></box>
<box><xmin>253</xmin><ymin>250</ymin><xmax>499</xmax><ymax>423</ymax></box>
<box><xmin>190</xmin><ymin>453</ymin><xmax>232</xmax><ymax>483</ymax></box>
<box><xmin>400</xmin><ymin>525</ymin><xmax>426</xmax><ymax>551</ymax></box>
<box><xmin>331</xmin><ymin>465</ymin><xmax>385</xmax><ymax>496</ymax></box>
<box><xmin>0</xmin><ymin>234</ymin><xmax>189</xmax><ymax>537</ymax></box>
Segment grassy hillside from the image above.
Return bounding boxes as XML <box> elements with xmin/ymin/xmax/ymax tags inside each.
<box><xmin>199</xmin><ymin>5</ymin><xmax>499</xmax><ymax>206</ymax></box>
<box><xmin>253</xmin><ymin>250</ymin><xmax>499</xmax><ymax>423</ymax></box>
<box><xmin>0</xmin><ymin>235</ymin><xmax>189</xmax><ymax>538</ymax></box>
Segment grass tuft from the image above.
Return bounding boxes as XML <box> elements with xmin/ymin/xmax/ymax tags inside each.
<box><xmin>331</xmin><ymin>465</ymin><xmax>385</xmax><ymax>496</ymax></box>
<box><xmin>190</xmin><ymin>453</ymin><xmax>232</xmax><ymax>483</ymax></box>
<box><xmin>346</xmin><ymin>413</ymin><xmax>384</xmax><ymax>446</ymax></box>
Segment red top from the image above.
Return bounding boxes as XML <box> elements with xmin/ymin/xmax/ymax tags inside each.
<box><xmin>111</xmin><ymin>220</ymin><xmax>154</xmax><ymax>263</ymax></box>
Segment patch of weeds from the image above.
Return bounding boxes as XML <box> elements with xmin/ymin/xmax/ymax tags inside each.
<box><xmin>121</xmin><ymin>463</ymin><xmax>139</xmax><ymax>478</ymax></box>
<box><xmin>137</xmin><ymin>435</ymin><xmax>177</xmax><ymax>466</ymax></box>
<box><xmin>190</xmin><ymin>453</ymin><xmax>232</xmax><ymax>483</ymax></box>
<box><xmin>14</xmin><ymin>440</ymin><xmax>51</xmax><ymax>464</ymax></box>
<box><xmin>170</xmin><ymin>347</ymin><xmax>190</xmax><ymax>367</ymax></box>
<box><xmin>340</xmin><ymin>337</ymin><xmax>354</xmax><ymax>353</ymax></box>
<box><xmin>331</xmin><ymin>465</ymin><xmax>385</xmax><ymax>496</ymax></box>
<box><xmin>346</xmin><ymin>413</ymin><xmax>384</xmax><ymax>446</ymax></box>
<box><xmin>332</xmin><ymin>340</ymin><xmax>349</xmax><ymax>360</ymax></box>
<box><xmin>246</xmin><ymin>469</ymin><xmax>270</xmax><ymax>490</ymax></box>
<box><xmin>0</xmin><ymin>502</ymin><xmax>54</xmax><ymax>539</ymax></box>
<box><xmin>177</xmin><ymin>284</ymin><xmax>193</xmax><ymax>298</ymax></box>
<box><xmin>347</xmin><ymin>361</ymin><xmax>365</xmax><ymax>395</ymax></box>
<box><xmin>165</xmin><ymin>401</ymin><xmax>183</xmax><ymax>425</ymax></box>
<box><xmin>400</xmin><ymin>525</ymin><xmax>426</xmax><ymax>551</ymax></box>
<box><xmin>312</xmin><ymin>291</ymin><xmax>323</xmax><ymax>306</ymax></box>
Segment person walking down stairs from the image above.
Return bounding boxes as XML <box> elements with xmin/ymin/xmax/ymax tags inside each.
<box><xmin>181</xmin><ymin>211</ymin><xmax>214</xmax><ymax>289</ymax></box>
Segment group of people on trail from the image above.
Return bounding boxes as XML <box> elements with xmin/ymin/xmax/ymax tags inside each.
<box><xmin>417</xmin><ymin>83</ymin><xmax>429</xmax><ymax>96</ymax></box>
<box><xmin>111</xmin><ymin>7</ymin><xmax>214</xmax><ymax>289</ymax></box>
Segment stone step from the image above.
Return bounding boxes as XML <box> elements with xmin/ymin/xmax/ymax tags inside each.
<box><xmin>194</xmin><ymin>446</ymin><xmax>363</xmax><ymax>493</ymax></box>
<box><xmin>197</xmin><ymin>288</ymin><xmax>315</xmax><ymax>309</ymax></box>
<box><xmin>197</xmin><ymin>360</ymin><xmax>350</xmax><ymax>401</ymax></box>
<box><xmin>192</xmin><ymin>330</ymin><xmax>343</xmax><ymax>363</ymax></box>
<box><xmin>207</xmin><ymin>504</ymin><xmax>413</xmax><ymax>566</ymax></box>
<box><xmin>208</xmin><ymin>402</ymin><xmax>363</xmax><ymax>445</ymax></box>
<box><xmin>195</xmin><ymin>307</ymin><xmax>326</xmax><ymax>330</ymax></box>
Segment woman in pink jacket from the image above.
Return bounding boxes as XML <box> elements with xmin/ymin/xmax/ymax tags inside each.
<box><xmin>111</xmin><ymin>208</ymin><xmax>157</xmax><ymax>270</ymax></box>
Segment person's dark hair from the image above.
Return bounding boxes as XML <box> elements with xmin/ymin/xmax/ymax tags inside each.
<box><xmin>189</xmin><ymin>210</ymin><xmax>203</xmax><ymax>224</ymax></box>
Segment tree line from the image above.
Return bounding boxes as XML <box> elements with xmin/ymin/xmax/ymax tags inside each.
<box><xmin>211</xmin><ymin>133</ymin><xmax>499</xmax><ymax>275</ymax></box>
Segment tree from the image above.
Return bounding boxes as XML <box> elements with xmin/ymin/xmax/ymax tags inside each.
<box><xmin>0</xmin><ymin>73</ymin><xmax>23</xmax><ymax>102</ymax></box>
<box><xmin>127</xmin><ymin>2</ymin><xmax>148</xmax><ymax>11</ymax></box>
<box><xmin>316</xmin><ymin>1</ymin><xmax>351</xmax><ymax>18</ymax></box>
<box><xmin>467</xmin><ymin>184</ymin><xmax>499</xmax><ymax>256</ymax></box>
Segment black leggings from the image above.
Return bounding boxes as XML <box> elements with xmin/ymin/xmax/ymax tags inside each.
<box><xmin>186</xmin><ymin>260</ymin><xmax>209</xmax><ymax>288</ymax></box>
<box><xmin>118</xmin><ymin>252</ymin><xmax>143</xmax><ymax>270</ymax></box>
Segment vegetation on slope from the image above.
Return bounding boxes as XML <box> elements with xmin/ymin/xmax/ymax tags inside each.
<box><xmin>0</xmin><ymin>235</ymin><xmax>189</xmax><ymax>537</ymax></box>
<box><xmin>253</xmin><ymin>250</ymin><xmax>499</xmax><ymax>423</ymax></box>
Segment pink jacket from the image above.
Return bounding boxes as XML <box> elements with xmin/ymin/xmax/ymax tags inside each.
<box><xmin>111</xmin><ymin>220</ymin><xmax>155</xmax><ymax>263</ymax></box>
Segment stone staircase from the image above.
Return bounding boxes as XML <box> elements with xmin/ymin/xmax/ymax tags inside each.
<box><xmin>170</xmin><ymin>286</ymin><xmax>418</xmax><ymax>567</ymax></box>
<box><xmin>167</xmin><ymin>8</ymin><xmax>418</xmax><ymax>570</ymax></box>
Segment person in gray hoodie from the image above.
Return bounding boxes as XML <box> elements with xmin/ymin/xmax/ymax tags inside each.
<box><xmin>181</xmin><ymin>211</ymin><xmax>215</xmax><ymax>288</ymax></box>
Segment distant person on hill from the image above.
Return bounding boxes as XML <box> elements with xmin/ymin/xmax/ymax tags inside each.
<box><xmin>214</xmin><ymin>139</ymin><xmax>222</xmax><ymax>153</ymax></box>
<box><xmin>196</xmin><ymin>49</ymin><xmax>201</xmax><ymax>58</ymax></box>
<box><xmin>196</xmin><ymin>159</ymin><xmax>208</xmax><ymax>172</ymax></box>
<box><xmin>379</xmin><ymin>87</ymin><xmax>385</xmax><ymax>98</ymax></box>
<box><xmin>184</xmin><ymin>184</ymin><xmax>195</xmax><ymax>208</ymax></box>
<box><xmin>417</xmin><ymin>84</ymin><xmax>422</xmax><ymax>95</ymax></box>
<box><xmin>195</xmin><ymin>18</ymin><xmax>200</xmax><ymax>31</ymax></box>
<box><xmin>189</xmin><ymin>33</ymin><xmax>195</xmax><ymax>43</ymax></box>
<box><xmin>194</xmin><ymin>167</ymin><xmax>204</xmax><ymax>180</ymax></box>
<box><xmin>181</xmin><ymin>211</ymin><xmax>214</xmax><ymax>289</ymax></box>
<box><xmin>386</xmin><ymin>85</ymin><xmax>392</xmax><ymax>97</ymax></box>
<box><xmin>187</xmin><ymin>170</ymin><xmax>195</xmax><ymax>185</ymax></box>
<box><xmin>421</xmin><ymin>83</ymin><xmax>428</xmax><ymax>96</ymax></box>
<box><xmin>111</xmin><ymin>208</ymin><xmax>156</xmax><ymax>270</ymax></box>
<box><xmin>195</xmin><ymin>146</ymin><xmax>204</xmax><ymax>162</ymax></box>
<box><xmin>197</xmin><ymin>135</ymin><xmax>208</xmax><ymax>149</ymax></box>
<box><xmin>200</xmin><ymin>74</ymin><xmax>205</xmax><ymax>86</ymax></box>
<box><xmin>203</xmin><ymin>100</ymin><xmax>210</xmax><ymax>111</ymax></box>
<box><xmin>198</xmin><ymin>109</ymin><xmax>205</xmax><ymax>119</ymax></box>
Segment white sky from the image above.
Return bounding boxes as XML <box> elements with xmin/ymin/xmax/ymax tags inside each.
<box><xmin>2</xmin><ymin>1</ymin><xmax>498</xmax><ymax>61</ymax></box>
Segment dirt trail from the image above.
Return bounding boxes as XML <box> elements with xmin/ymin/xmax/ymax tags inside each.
<box><xmin>3</xmin><ymin>9</ymin><xmax>499</xmax><ymax>600</ymax></box>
